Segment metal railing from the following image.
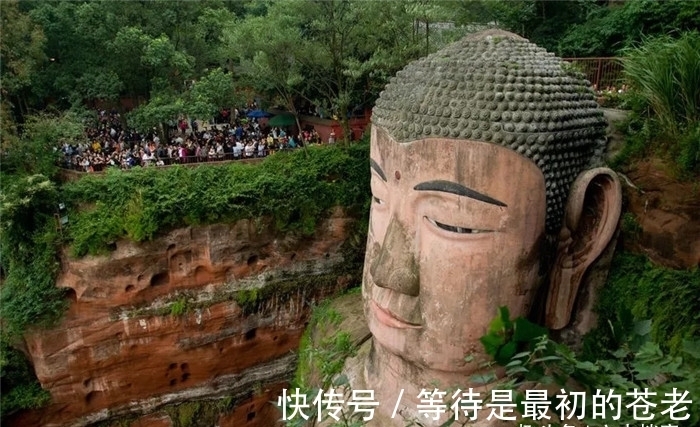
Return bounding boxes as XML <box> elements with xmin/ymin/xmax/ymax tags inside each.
<box><xmin>563</xmin><ymin>57</ymin><xmax>624</xmax><ymax>90</ymax></box>
<box><xmin>60</xmin><ymin>151</ymin><xmax>277</xmax><ymax>173</ymax></box>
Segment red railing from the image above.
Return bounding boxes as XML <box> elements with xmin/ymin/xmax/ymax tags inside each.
<box><xmin>563</xmin><ymin>57</ymin><xmax>624</xmax><ymax>90</ymax></box>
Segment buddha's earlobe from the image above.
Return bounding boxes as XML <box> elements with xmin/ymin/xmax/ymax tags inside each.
<box><xmin>545</xmin><ymin>167</ymin><xmax>622</xmax><ymax>330</ymax></box>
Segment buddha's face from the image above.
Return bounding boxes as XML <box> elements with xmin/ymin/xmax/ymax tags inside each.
<box><xmin>364</xmin><ymin>126</ymin><xmax>547</xmax><ymax>372</ymax></box>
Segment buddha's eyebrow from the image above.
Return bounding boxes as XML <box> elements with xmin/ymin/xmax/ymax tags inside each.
<box><xmin>413</xmin><ymin>180</ymin><xmax>507</xmax><ymax>207</ymax></box>
<box><xmin>370</xmin><ymin>158</ymin><xmax>387</xmax><ymax>182</ymax></box>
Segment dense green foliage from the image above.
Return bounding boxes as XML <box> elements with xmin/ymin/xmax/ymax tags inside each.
<box><xmin>0</xmin><ymin>91</ymin><xmax>86</xmax><ymax>416</ymax></box>
<box><xmin>0</xmin><ymin>175</ymin><xmax>68</xmax><ymax>417</ymax></box>
<box><xmin>480</xmin><ymin>308</ymin><xmax>700</xmax><ymax>427</ymax></box>
<box><xmin>0</xmin><ymin>175</ymin><xmax>70</xmax><ymax>339</ymax></box>
<box><xmin>587</xmin><ymin>251</ymin><xmax>700</xmax><ymax>356</ymax></box>
<box><xmin>3</xmin><ymin>0</ymin><xmax>699</xmax><ymax>139</ymax></box>
<box><xmin>0</xmin><ymin>340</ymin><xmax>51</xmax><ymax>418</ymax></box>
<box><xmin>63</xmin><ymin>141</ymin><xmax>369</xmax><ymax>256</ymax></box>
<box><xmin>557</xmin><ymin>0</ymin><xmax>700</xmax><ymax>57</ymax></box>
<box><xmin>0</xmin><ymin>110</ymin><xmax>86</xmax><ymax>179</ymax></box>
<box><xmin>616</xmin><ymin>32</ymin><xmax>700</xmax><ymax>174</ymax></box>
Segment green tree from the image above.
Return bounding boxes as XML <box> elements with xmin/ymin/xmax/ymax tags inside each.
<box><xmin>0</xmin><ymin>0</ymin><xmax>47</xmax><ymax>119</ymax></box>
<box><xmin>0</xmin><ymin>110</ymin><xmax>85</xmax><ymax>179</ymax></box>
<box><xmin>227</xmin><ymin>0</ymin><xmax>461</xmax><ymax>141</ymax></box>
<box><xmin>1</xmin><ymin>339</ymin><xmax>51</xmax><ymax>418</ymax></box>
<box><xmin>558</xmin><ymin>0</ymin><xmax>700</xmax><ymax>57</ymax></box>
<box><xmin>22</xmin><ymin>0</ymin><xmax>234</xmax><ymax>110</ymax></box>
<box><xmin>223</xmin><ymin>11</ymin><xmax>306</xmax><ymax>129</ymax></box>
<box><xmin>186</xmin><ymin>68</ymin><xmax>240</xmax><ymax>121</ymax></box>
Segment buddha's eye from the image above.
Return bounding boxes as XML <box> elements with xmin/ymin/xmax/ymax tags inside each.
<box><xmin>372</xmin><ymin>196</ymin><xmax>385</xmax><ymax>206</ymax></box>
<box><xmin>425</xmin><ymin>217</ymin><xmax>491</xmax><ymax>234</ymax></box>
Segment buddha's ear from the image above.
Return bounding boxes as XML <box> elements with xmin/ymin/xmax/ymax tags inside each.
<box><xmin>545</xmin><ymin>167</ymin><xmax>622</xmax><ymax>330</ymax></box>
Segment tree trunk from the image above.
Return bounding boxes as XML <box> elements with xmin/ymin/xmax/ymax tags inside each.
<box><xmin>338</xmin><ymin>99</ymin><xmax>351</xmax><ymax>144</ymax></box>
<box><xmin>425</xmin><ymin>19</ymin><xmax>430</xmax><ymax>55</ymax></box>
<box><xmin>158</xmin><ymin>122</ymin><xmax>167</xmax><ymax>145</ymax></box>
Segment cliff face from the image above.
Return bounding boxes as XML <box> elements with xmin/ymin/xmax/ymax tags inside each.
<box><xmin>8</xmin><ymin>209</ymin><xmax>359</xmax><ymax>427</ymax></box>
<box><xmin>623</xmin><ymin>158</ymin><xmax>700</xmax><ymax>269</ymax></box>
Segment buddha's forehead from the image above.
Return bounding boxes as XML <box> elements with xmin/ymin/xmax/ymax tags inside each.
<box><xmin>370</xmin><ymin>126</ymin><xmax>545</xmax><ymax>206</ymax></box>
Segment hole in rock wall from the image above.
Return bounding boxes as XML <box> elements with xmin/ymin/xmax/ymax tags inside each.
<box><xmin>65</xmin><ymin>288</ymin><xmax>77</xmax><ymax>302</ymax></box>
<box><xmin>150</xmin><ymin>272</ymin><xmax>170</xmax><ymax>287</ymax></box>
<box><xmin>168</xmin><ymin>363</ymin><xmax>177</xmax><ymax>370</ymax></box>
<box><xmin>247</xmin><ymin>254</ymin><xmax>258</xmax><ymax>266</ymax></box>
<box><xmin>106</xmin><ymin>242</ymin><xmax>117</xmax><ymax>251</ymax></box>
<box><xmin>245</xmin><ymin>328</ymin><xmax>257</xmax><ymax>340</ymax></box>
<box><xmin>247</xmin><ymin>411</ymin><xmax>256</xmax><ymax>422</ymax></box>
<box><xmin>290</xmin><ymin>253</ymin><xmax>297</xmax><ymax>261</ymax></box>
<box><xmin>167</xmin><ymin>243</ymin><xmax>176</xmax><ymax>251</ymax></box>
<box><xmin>125</xmin><ymin>284</ymin><xmax>134</xmax><ymax>292</ymax></box>
<box><xmin>194</xmin><ymin>265</ymin><xmax>210</xmax><ymax>283</ymax></box>
<box><xmin>85</xmin><ymin>390</ymin><xmax>98</xmax><ymax>404</ymax></box>
<box><xmin>169</xmin><ymin>379</ymin><xmax>177</xmax><ymax>387</ymax></box>
<box><xmin>181</xmin><ymin>373</ymin><xmax>190</xmax><ymax>382</ymax></box>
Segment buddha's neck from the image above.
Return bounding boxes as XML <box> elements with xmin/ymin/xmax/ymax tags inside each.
<box><xmin>368</xmin><ymin>341</ymin><xmax>476</xmax><ymax>387</ymax></box>
<box><xmin>363</xmin><ymin>341</ymin><xmax>482</xmax><ymax>425</ymax></box>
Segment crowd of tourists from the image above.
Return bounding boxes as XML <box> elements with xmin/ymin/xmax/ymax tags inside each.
<box><xmin>60</xmin><ymin>107</ymin><xmax>323</xmax><ymax>173</ymax></box>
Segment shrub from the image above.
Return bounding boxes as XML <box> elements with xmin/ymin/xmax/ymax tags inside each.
<box><xmin>587</xmin><ymin>251</ymin><xmax>700</xmax><ymax>356</ymax></box>
<box><xmin>481</xmin><ymin>308</ymin><xmax>700</xmax><ymax>427</ymax></box>
<box><xmin>63</xmin><ymin>141</ymin><xmax>370</xmax><ymax>256</ymax></box>
<box><xmin>0</xmin><ymin>175</ymin><xmax>69</xmax><ymax>338</ymax></box>
<box><xmin>0</xmin><ymin>339</ymin><xmax>51</xmax><ymax>417</ymax></box>
<box><xmin>621</xmin><ymin>31</ymin><xmax>700</xmax><ymax>173</ymax></box>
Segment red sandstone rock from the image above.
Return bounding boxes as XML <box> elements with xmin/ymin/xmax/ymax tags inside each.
<box><xmin>126</xmin><ymin>414</ymin><xmax>172</xmax><ymax>427</ymax></box>
<box><xmin>218</xmin><ymin>382</ymin><xmax>286</xmax><ymax>427</ymax></box>
<box><xmin>7</xmin><ymin>212</ymin><xmax>356</xmax><ymax>427</ymax></box>
<box><xmin>623</xmin><ymin>158</ymin><xmax>700</xmax><ymax>268</ymax></box>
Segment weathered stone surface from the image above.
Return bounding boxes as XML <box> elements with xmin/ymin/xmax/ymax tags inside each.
<box><xmin>357</xmin><ymin>29</ymin><xmax>622</xmax><ymax>426</ymax></box>
<box><xmin>7</xmin><ymin>210</ymin><xmax>358</xmax><ymax>427</ymax></box>
<box><xmin>623</xmin><ymin>158</ymin><xmax>700</xmax><ymax>268</ymax></box>
<box><xmin>125</xmin><ymin>414</ymin><xmax>172</xmax><ymax>427</ymax></box>
<box><xmin>217</xmin><ymin>382</ymin><xmax>286</xmax><ymax>427</ymax></box>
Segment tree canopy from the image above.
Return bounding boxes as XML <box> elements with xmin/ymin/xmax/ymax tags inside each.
<box><xmin>2</xmin><ymin>0</ymin><xmax>698</xmax><ymax>130</ymax></box>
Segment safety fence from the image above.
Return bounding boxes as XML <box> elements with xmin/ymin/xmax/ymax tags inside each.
<box><xmin>60</xmin><ymin>150</ymin><xmax>276</xmax><ymax>173</ymax></box>
<box><xmin>563</xmin><ymin>57</ymin><xmax>624</xmax><ymax>90</ymax></box>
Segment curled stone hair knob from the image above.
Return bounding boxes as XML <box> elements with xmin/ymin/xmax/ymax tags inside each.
<box><xmin>371</xmin><ymin>29</ymin><xmax>607</xmax><ymax>234</ymax></box>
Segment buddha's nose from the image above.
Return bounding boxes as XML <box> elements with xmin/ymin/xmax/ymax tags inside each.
<box><xmin>369</xmin><ymin>216</ymin><xmax>420</xmax><ymax>296</ymax></box>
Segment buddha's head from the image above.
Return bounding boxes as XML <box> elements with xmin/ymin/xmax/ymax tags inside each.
<box><xmin>364</xmin><ymin>30</ymin><xmax>622</xmax><ymax>374</ymax></box>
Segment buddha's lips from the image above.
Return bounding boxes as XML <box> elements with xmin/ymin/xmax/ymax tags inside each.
<box><xmin>370</xmin><ymin>300</ymin><xmax>422</xmax><ymax>329</ymax></box>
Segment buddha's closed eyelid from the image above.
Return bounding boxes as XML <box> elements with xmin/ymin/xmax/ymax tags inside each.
<box><xmin>424</xmin><ymin>216</ymin><xmax>494</xmax><ymax>235</ymax></box>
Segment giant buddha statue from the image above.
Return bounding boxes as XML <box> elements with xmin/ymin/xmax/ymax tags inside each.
<box><xmin>350</xmin><ymin>29</ymin><xmax>622</xmax><ymax>425</ymax></box>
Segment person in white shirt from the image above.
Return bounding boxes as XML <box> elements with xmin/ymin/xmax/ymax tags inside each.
<box><xmin>234</xmin><ymin>141</ymin><xmax>244</xmax><ymax>158</ymax></box>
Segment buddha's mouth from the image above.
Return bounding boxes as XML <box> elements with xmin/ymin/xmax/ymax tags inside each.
<box><xmin>370</xmin><ymin>300</ymin><xmax>422</xmax><ymax>329</ymax></box>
